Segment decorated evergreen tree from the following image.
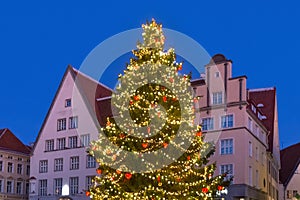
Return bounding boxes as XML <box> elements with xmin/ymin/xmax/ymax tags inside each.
<box><xmin>87</xmin><ymin>19</ymin><xmax>231</xmax><ymax>200</ymax></box>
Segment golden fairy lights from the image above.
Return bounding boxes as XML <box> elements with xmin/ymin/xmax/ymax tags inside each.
<box><xmin>88</xmin><ymin>19</ymin><xmax>230</xmax><ymax>200</ymax></box>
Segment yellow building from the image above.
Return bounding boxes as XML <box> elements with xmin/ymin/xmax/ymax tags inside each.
<box><xmin>0</xmin><ymin>128</ymin><xmax>31</xmax><ymax>200</ymax></box>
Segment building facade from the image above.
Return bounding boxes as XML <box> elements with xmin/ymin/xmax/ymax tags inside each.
<box><xmin>29</xmin><ymin>66</ymin><xmax>112</xmax><ymax>200</ymax></box>
<box><xmin>279</xmin><ymin>143</ymin><xmax>300</xmax><ymax>200</ymax></box>
<box><xmin>191</xmin><ymin>54</ymin><xmax>280</xmax><ymax>200</ymax></box>
<box><xmin>0</xmin><ymin>128</ymin><xmax>31</xmax><ymax>200</ymax></box>
<box><xmin>30</xmin><ymin>54</ymin><xmax>281</xmax><ymax>200</ymax></box>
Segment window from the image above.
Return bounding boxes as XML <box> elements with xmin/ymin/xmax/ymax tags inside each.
<box><xmin>25</xmin><ymin>182</ymin><xmax>29</xmax><ymax>194</ymax></box>
<box><xmin>251</xmin><ymin>104</ymin><xmax>256</xmax><ymax>113</ymax></box>
<box><xmin>18</xmin><ymin>157</ymin><xmax>23</xmax><ymax>161</ymax></box>
<box><xmin>39</xmin><ymin>160</ymin><xmax>48</xmax><ymax>173</ymax></box>
<box><xmin>38</xmin><ymin>179</ymin><xmax>47</xmax><ymax>196</ymax></box>
<box><xmin>248</xmin><ymin>117</ymin><xmax>252</xmax><ymax>131</ymax></box>
<box><xmin>221</xmin><ymin>115</ymin><xmax>233</xmax><ymax>128</ymax></box>
<box><xmin>220</xmin><ymin>164</ymin><xmax>233</xmax><ymax>182</ymax></box>
<box><xmin>220</xmin><ymin>139</ymin><xmax>233</xmax><ymax>155</ymax></box>
<box><xmin>65</xmin><ymin>99</ymin><xmax>71</xmax><ymax>107</ymax></box>
<box><xmin>45</xmin><ymin>139</ymin><xmax>54</xmax><ymax>151</ymax></box>
<box><xmin>54</xmin><ymin>178</ymin><xmax>62</xmax><ymax>195</ymax></box>
<box><xmin>8</xmin><ymin>156</ymin><xmax>13</xmax><ymax>159</ymax></box>
<box><xmin>255</xmin><ymin>147</ymin><xmax>259</xmax><ymax>161</ymax></box>
<box><xmin>80</xmin><ymin>134</ymin><xmax>90</xmax><ymax>147</ymax></box>
<box><xmin>87</xmin><ymin>155</ymin><xmax>96</xmax><ymax>168</ymax></box>
<box><xmin>54</xmin><ymin>158</ymin><xmax>63</xmax><ymax>171</ymax></box>
<box><xmin>212</xmin><ymin>92</ymin><xmax>223</xmax><ymax>105</ymax></box>
<box><xmin>69</xmin><ymin>136</ymin><xmax>78</xmax><ymax>148</ymax></box>
<box><xmin>7</xmin><ymin>162</ymin><xmax>13</xmax><ymax>173</ymax></box>
<box><xmin>202</xmin><ymin>118</ymin><xmax>214</xmax><ymax>131</ymax></box>
<box><xmin>86</xmin><ymin>176</ymin><xmax>94</xmax><ymax>190</ymax></box>
<box><xmin>255</xmin><ymin>170</ymin><xmax>259</xmax><ymax>188</ymax></box>
<box><xmin>57</xmin><ymin>138</ymin><xmax>66</xmax><ymax>150</ymax></box>
<box><xmin>69</xmin><ymin>116</ymin><xmax>78</xmax><ymax>129</ymax></box>
<box><xmin>0</xmin><ymin>161</ymin><xmax>2</xmax><ymax>171</ymax></box>
<box><xmin>17</xmin><ymin>164</ymin><xmax>22</xmax><ymax>174</ymax></box>
<box><xmin>26</xmin><ymin>165</ymin><xmax>30</xmax><ymax>175</ymax></box>
<box><xmin>57</xmin><ymin>118</ymin><xmax>66</xmax><ymax>131</ymax></box>
<box><xmin>249</xmin><ymin>141</ymin><xmax>253</xmax><ymax>157</ymax></box>
<box><xmin>16</xmin><ymin>181</ymin><xmax>22</xmax><ymax>194</ymax></box>
<box><xmin>7</xmin><ymin>180</ymin><xmax>13</xmax><ymax>193</ymax></box>
<box><xmin>0</xmin><ymin>180</ymin><xmax>3</xmax><ymax>192</ymax></box>
<box><xmin>69</xmin><ymin>177</ymin><xmax>79</xmax><ymax>194</ymax></box>
<box><xmin>70</xmin><ymin>156</ymin><xmax>79</xmax><ymax>170</ymax></box>
<box><xmin>215</xmin><ymin>72</ymin><xmax>220</xmax><ymax>78</ymax></box>
<box><xmin>249</xmin><ymin>166</ymin><xmax>253</xmax><ymax>186</ymax></box>
<box><xmin>255</xmin><ymin>125</ymin><xmax>259</xmax><ymax>137</ymax></box>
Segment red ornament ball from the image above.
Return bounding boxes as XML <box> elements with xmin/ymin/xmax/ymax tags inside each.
<box><xmin>202</xmin><ymin>187</ymin><xmax>208</xmax><ymax>193</ymax></box>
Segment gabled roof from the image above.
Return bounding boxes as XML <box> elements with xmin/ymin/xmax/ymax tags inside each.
<box><xmin>31</xmin><ymin>65</ymin><xmax>113</xmax><ymax>154</ymax></box>
<box><xmin>249</xmin><ymin>87</ymin><xmax>276</xmax><ymax>152</ymax></box>
<box><xmin>0</xmin><ymin>128</ymin><xmax>31</xmax><ymax>155</ymax></box>
<box><xmin>280</xmin><ymin>142</ymin><xmax>300</xmax><ymax>187</ymax></box>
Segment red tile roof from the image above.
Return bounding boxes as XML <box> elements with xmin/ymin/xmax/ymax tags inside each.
<box><xmin>280</xmin><ymin>143</ymin><xmax>300</xmax><ymax>186</ymax></box>
<box><xmin>249</xmin><ymin>88</ymin><xmax>276</xmax><ymax>152</ymax></box>
<box><xmin>71</xmin><ymin>67</ymin><xmax>113</xmax><ymax>126</ymax></box>
<box><xmin>0</xmin><ymin>128</ymin><xmax>31</xmax><ymax>155</ymax></box>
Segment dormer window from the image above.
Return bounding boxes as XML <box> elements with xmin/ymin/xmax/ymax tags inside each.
<box><xmin>65</xmin><ymin>99</ymin><xmax>71</xmax><ymax>107</ymax></box>
<box><xmin>251</xmin><ymin>104</ymin><xmax>256</xmax><ymax>113</ymax></box>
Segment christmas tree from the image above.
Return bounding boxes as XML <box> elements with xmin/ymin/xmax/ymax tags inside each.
<box><xmin>87</xmin><ymin>19</ymin><xmax>231</xmax><ymax>200</ymax></box>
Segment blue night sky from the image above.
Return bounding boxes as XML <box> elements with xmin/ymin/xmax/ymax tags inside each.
<box><xmin>0</xmin><ymin>1</ymin><xmax>299</xmax><ymax>149</ymax></box>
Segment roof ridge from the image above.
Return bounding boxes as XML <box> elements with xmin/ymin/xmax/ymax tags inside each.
<box><xmin>249</xmin><ymin>87</ymin><xmax>275</xmax><ymax>92</ymax></box>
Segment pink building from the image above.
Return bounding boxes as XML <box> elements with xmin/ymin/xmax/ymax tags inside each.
<box><xmin>192</xmin><ymin>54</ymin><xmax>280</xmax><ymax>200</ymax></box>
<box><xmin>29</xmin><ymin>66</ymin><xmax>112</xmax><ymax>200</ymax></box>
<box><xmin>30</xmin><ymin>54</ymin><xmax>280</xmax><ymax>200</ymax></box>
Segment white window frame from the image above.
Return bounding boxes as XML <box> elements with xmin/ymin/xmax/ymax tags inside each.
<box><xmin>65</xmin><ymin>99</ymin><xmax>71</xmax><ymax>107</ymax></box>
<box><xmin>69</xmin><ymin>136</ymin><xmax>78</xmax><ymax>149</ymax></box>
<box><xmin>17</xmin><ymin>163</ymin><xmax>23</xmax><ymax>174</ymax></box>
<box><xmin>249</xmin><ymin>141</ymin><xmax>253</xmax><ymax>157</ymax></box>
<box><xmin>86</xmin><ymin>176</ymin><xmax>93</xmax><ymax>190</ymax></box>
<box><xmin>249</xmin><ymin>166</ymin><xmax>253</xmax><ymax>186</ymax></box>
<box><xmin>220</xmin><ymin>138</ymin><xmax>234</xmax><ymax>155</ymax></box>
<box><xmin>69</xmin><ymin>177</ymin><xmax>79</xmax><ymax>194</ymax></box>
<box><xmin>0</xmin><ymin>179</ymin><xmax>3</xmax><ymax>193</ymax></box>
<box><xmin>221</xmin><ymin>114</ymin><xmax>234</xmax><ymax>128</ymax></box>
<box><xmin>7</xmin><ymin>162</ymin><xmax>13</xmax><ymax>173</ymax></box>
<box><xmin>38</xmin><ymin>179</ymin><xmax>47</xmax><ymax>196</ymax></box>
<box><xmin>54</xmin><ymin>178</ymin><xmax>62</xmax><ymax>195</ymax></box>
<box><xmin>70</xmin><ymin>156</ymin><xmax>79</xmax><ymax>170</ymax></box>
<box><xmin>57</xmin><ymin>138</ymin><xmax>66</xmax><ymax>150</ymax></box>
<box><xmin>202</xmin><ymin>117</ymin><xmax>214</xmax><ymax>131</ymax></box>
<box><xmin>86</xmin><ymin>155</ymin><xmax>96</xmax><ymax>168</ymax></box>
<box><xmin>6</xmin><ymin>180</ymin><xmax>13</xmax><ymax>193</ymax></box>
<box><xmin>57</xmin><ymin>118</ymin><xmax>66</xmax><ymax>131</ymax></box>
<box><xmin>54</xmin><ymin>158</ymin><xmax>63</xmax><ymax>172</ymax></box>
<box><xmin>45</xmin><ymin>139</ymin><xmax>54</xmax><ymax>152</ymax></box>
<box><xmin>16</xmin><ymin>181</ymin><xmax>22</xmax><ymax>194</ymax></box>
<box><xmin>69</xmin><ymin>116</ymin><xmax>78</xmax><ymax>129</ymax></box>
<box><xmin>212</xmin><ymin>92</ymin><xmax>223</xmax><ymax>105</ymax></box>
<box><xmin>80</xmin><ymin>134</ymin><xmax>90</xmax><ymax>147</ymax></box>
<box><xmin>39</xmin><ymin>160</ymin><xmax>48</xmax><ymax>173</ymax></box>
<box><xmin>220</xmin><ymin>164</ymin><xmax>233</xmax><ymax>183</ymax></box>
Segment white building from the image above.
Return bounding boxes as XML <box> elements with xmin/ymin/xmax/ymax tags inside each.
<box><xmin>280</xmin><ymin>143</ymin><xmax>300</xmax><ymax>200</ymax></box>
<box><xmin>29</xmin><ymin>66</ymin><xmax>112</xmax><ymax>200</ymax></box>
